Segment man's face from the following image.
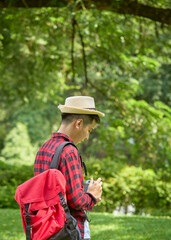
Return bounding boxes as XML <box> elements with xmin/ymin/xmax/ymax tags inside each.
<box><xmin>76</xmin><ymin>119</ymin><xmax>97</xmax><ymax>145</ymax></box>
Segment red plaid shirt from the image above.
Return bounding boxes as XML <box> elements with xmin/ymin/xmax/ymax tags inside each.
<box><xmin>34</xmin><ymin>132</ymin><xmax>96</xmax><ymax>239</ymax></box>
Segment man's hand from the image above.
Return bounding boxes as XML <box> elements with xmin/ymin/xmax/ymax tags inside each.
<box><xmin>87</xmin><ymin>178</ymin><xmax>103</xmax><ymax>202</ymax></box>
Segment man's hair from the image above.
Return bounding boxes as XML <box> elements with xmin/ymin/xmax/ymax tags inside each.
<box><xmin>61</xmin><ymin>113</ymin><xmax>100</xmax><ymax>125</ymax></box>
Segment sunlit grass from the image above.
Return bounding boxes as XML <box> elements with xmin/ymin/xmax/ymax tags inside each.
<box><xmin>0</xmin><ymin>209</ymin><xmax>171</xmax><ymax>240</ymax></box>
<box><xmin>90</xmin><ymin>212</ymin><xmax>171</xmax><ymax>240</ymax></box>
<box><xmin>0</xmin><ymin>209</ymin><xmax>25</xmax><ymax>240</ymax></box>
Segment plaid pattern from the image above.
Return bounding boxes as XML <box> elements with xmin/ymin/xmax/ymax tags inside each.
<box><xmin>34</xmin><ymin>132</ymin><xmax>96</xmax><ymax>239</ymax></box>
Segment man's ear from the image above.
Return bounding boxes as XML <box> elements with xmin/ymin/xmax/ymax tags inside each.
<box><xmin>74</xmin><ymin>119</ymin><xmax>83</xmax><ymax>129</ymax></box>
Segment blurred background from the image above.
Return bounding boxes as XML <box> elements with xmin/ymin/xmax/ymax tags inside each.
<box><xmin>0</xmin><ymin>2</ymin><xmax>171</xmax><ymax>218</ymax></box>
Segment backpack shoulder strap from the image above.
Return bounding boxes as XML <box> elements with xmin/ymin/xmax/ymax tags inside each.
<box><xmin>49</xmin><ymin>141</ymin><xmax>76</xmax><ymax>169</ymax></box>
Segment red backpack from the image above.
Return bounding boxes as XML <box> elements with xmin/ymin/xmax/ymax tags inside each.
<box><xmin>15</xmin><ymin>142</ymin><xmax>81</xmax><ymax>240</ymax></box>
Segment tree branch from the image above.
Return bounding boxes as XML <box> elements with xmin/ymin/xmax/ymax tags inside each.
<box><xmin>75</xmin><ymin>19</ymin><xmax>88</xmax><ymax>88</ymax></box>
<box><xmin>88</xmin><ymin>0</ymin><xmax>171</xmax><ymax>25</ymax></box>
<box><xmin>21</xmin><ymin>0</ymin><xmax>29</xmax><ymax>8</ymax></box>
<box><xmin>0</xmin><ymin>0</ymin><xmax>171</xmax><ymax>25</ymax></box>
<box><xmin>71</xmin><ymin>16</ymin><xmax>76</xmax><ymax>83</ymax></box>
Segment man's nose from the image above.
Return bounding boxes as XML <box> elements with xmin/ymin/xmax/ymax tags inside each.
<box><xmin>86</xmin><ymin>135</ymin><xmax>89</xmax><ymax>141</ymax></box>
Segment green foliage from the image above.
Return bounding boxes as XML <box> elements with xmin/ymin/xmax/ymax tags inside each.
<box><xmin>0</xmin><ymin>7</ymin><xmax>171</xmax><ymax>216</ymax></box>
<box><xmin>1</xmin><ymin>158</ymin><xmax>171</xmax><ymax>217</ymax></box>
<box><xmin>11</xmin><ymin>103</ymin><xmax>59</xmax><ymax>145</ymax></box>
<box><xmin>0</xmin><ymin>161</ymin><xmax>33</xmax><ymax>208</ymax></box>
<box><xmin>0</xmin><ymin>8</ymin><xmax>69</xmax><ymax>105</ymax></box>
<box><xmin>140</xmin><ymin>64</ymin><xmax>171</xmax><ymax>107</ymax></box>
<box><xmin>110</xmin><ymin>167</ymin><xmax>162</xmax><ymax>213</ymax></box>
<box><xmin>86</xmin><ymin>159</ymin><xmax>171</xmax><ymax>215</ymax></box>
<box><xmin>85</xmin><ymin>157</ymin><xmax>125</xmax><ymax>179</ymax></box>
<box><xmin>1</xmin><ymin>122</ymin><xmax>35</xmax><ymax>165</ymax></box>
<box><xmin>92</xmin><ymin>99</ymin><xmax>171</xmax><ymax>172</ymax></box>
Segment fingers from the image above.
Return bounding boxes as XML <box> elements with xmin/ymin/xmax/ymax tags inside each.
<box><xmin>88</xmin><ymin>177</ymin><xmax>103</xmax><ymax>192</ymax></box>
<box><xmin>89</xmin><ymin>178</ymin><xmax>94</xmax><ymax>185</ymax></box>
<box><xmin>95</xmin><ymin>178</ymin><xmax>103</xmax><ymax>187</ymax></box>
<box><xmin>95</xmin><ymin>179</ymin><xmax>103</xmax><ymax>192</ymax></box>
<box><xmin>87</xmin><ymin>177</ymin><xmax>103</xmax><ymax>200</ymax></box>
<box><xmin>89</xmin><ymin>177</ymin><xmax>102</xmax><ymax>183</ymax></box>
<box><xmin>96</xmin><ymin>178</ymin><xmax>102</xmax><ymax>183</ymax></box>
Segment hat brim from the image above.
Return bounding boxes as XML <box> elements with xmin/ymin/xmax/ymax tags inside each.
<box><xmin>58</xmin><ymin>105</ymin><xmax>105</xmax><ymax>117</ymax></box>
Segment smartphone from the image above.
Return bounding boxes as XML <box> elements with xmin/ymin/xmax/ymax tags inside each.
<box><xmin>84</xmin><ymin>180</ymin><xmax>91</xmax><ymax>192</ymax></box>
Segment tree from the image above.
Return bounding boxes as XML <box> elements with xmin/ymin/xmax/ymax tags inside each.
<box><xmin>0</xmin><ymin>7</ymin><xmax>171</xmax><ymax>173</ymax></box>
<box><xmin>0</xmin><ymin>1</ymin><xmax>171</xmax><ymax>215</ymax></box>
<box><xmin>139</xmin><ymin>64</ymin><xmax>171</xmax><ymax>107</ymax></box>
<box><xmin>0</xmin><ymin>0</ymin><xmax>171</xmax><ymax>25</ymax></box>
<box><xmin>1</xmin><ymin>122</ymin><xmax>35</xmax><ymax>165</ymax></box>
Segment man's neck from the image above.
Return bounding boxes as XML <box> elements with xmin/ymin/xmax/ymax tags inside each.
<box><xmin>58</xmin><ymin>123</ymin><xmax>74</xmax><ymax>141</ymax></box>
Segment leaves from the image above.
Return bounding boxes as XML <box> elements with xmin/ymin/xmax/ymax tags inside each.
<box><xmin>0</xmin><ymin>7</ymin><xmax>171</xmax><ymax>213</ymax></box>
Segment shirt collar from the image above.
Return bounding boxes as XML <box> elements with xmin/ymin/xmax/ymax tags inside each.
<box><xmin>52</xmin><ymin>132</ymin><xmax>74</xmax><ymax>143</ymax></box>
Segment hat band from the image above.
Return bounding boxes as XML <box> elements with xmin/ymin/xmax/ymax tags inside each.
<box><xmin>84</xmin><ymin>108</ymin><xmax>96</xmax><ymax>110</ymax></box>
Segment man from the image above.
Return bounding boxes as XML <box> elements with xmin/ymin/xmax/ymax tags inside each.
<box><xmin>34</xmin><ymin>96</ymin><xmax>105</xmax><ymax>240</ymax></box>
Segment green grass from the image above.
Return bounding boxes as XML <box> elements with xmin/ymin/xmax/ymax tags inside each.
<box><xmin>0</xmin><ymin>209</ymin><xmax>171</xmax><ymax>240</ymax></box>
<box><xmin>90</xmin><ymin>212</ymin><xmax>171</xmax><ymax>240</ymax></box>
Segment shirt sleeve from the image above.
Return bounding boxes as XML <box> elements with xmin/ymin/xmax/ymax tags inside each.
<box><xmin>59</xmin><ymin>146</ymin><xmax>97</xmax><ymax>211</ymax></box>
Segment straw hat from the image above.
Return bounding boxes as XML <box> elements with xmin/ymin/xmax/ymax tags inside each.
<box><xmin>58</xmin><ymin>96</ymin><xmax>105</xmax><ymax>117</ymax></box>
